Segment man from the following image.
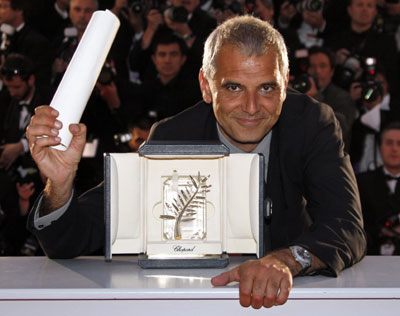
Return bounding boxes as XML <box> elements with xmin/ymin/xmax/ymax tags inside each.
<box><xmin>26</xmin><ymin>16</ymin><xmax>366</xmax><ymax>309</ymax></box>
<box><xmin>32</xmin><ymin>0</ymin><xmax>71</xmax><ymax>42</ymax></box>
<box><xmin>306</xmin><ymin>46</ymin><xmax>356</xmax><ymax>150</ymax></box>
<box><xmin>134</xmin><ymin>32</ymin><xmax>202</xmax><ymax>120</ymax></box>
<box><xmin>0</xmin><ymin>53</ymin><xmax>49</xmax><ymax>171</ymax></box>
<box><xmin>326</xmin><ymin>0</ymin><xmax>398</xmax><ymax>90</ymax></box>
<box><xmin>0</xmin><ymin>54</ymin><xmax>48</xmax><ymax>254</ymax></box>
<box><xmin>129</xmin><ymin>0</ymin><xmax>216</xmax><ymax>82</ymax></box>
<box><xmin>52</xmin><ymin>0</ymin><xmax>98</xmax><ymax>84</ymax></box>
<box><xmin>350</xmin><ymin>69</ymin><xmax>400</xmax><ymax>173</ymax></box>
<box><xmin>357</xmin><ymin>122</ymin><xmax>400</xmax><ymax>255</ymax></box>
<box><xmin>0</xmin><ymin>0</ymin><xmax>53</xmax><ymax>88</ymax></box>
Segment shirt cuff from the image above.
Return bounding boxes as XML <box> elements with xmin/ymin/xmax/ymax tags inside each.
<box><xmin>33</xmin><ymin>190</ymin><xmax>74</xmax><ymax>230</ymax></box>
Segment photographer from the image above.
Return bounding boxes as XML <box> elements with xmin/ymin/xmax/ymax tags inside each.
<box><xmin>0</xmin><ymin>0</ymin><xmax>53</xmax><ymax>88</ymax></box>
<box><xmin>306</xmin><ymin>46</ymin><xmax>356</xmax><ymax>150</ymax></box>
<box><xmin>129</xmin><ymin>0</ymin><xmax>216</xmax><ymax>83</ymax></box>
<box><xmin>276</xmin><ymin>0</ymin><xmax>331</xmax><ymax>48</ymax></box>
<box><xmin>0</xmin><ymin>53</ymin><xmax>47</xmax><ymax>256</ymax></box>
<box><xmin>0</xmin><ymin>54</ymin><xmax>50</xmax><ymax>172</ymax></box>
<box><xmin>326</xmin><ymin>0</ymin><xmax>399</xmax><ymax>92</ymax></box>
<box><xmin>0</xmin><ymin>165</ymin><xmax>44</xmax><ymax>256</ymax></box>
<box><xmin>350</xmin><ymin>66</ymin><xmax>400</xmax><ymax>173</ymax></box>
<box><xmin>132</xmin><ymin>31</ymin><xmax>202</xmax><ymax>120</ymax></box>
<box><xmin>357</xmin><ymin>122</ymin><xmax>400</xmax><ymax>255</ymax></box>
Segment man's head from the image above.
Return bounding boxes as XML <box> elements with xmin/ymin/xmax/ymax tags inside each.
<box><xmin>127</xmin><ymin>114</ymin><xmax>156</xmax><ymax>152</ymax></box>
<box><xmin>69</xmin><ymin>0</ymin><xmax>98</xmax><ymax>35</ymax></box>
<box><xmin>200</xmin><ymin>15</ymin><xmax>289</xmax><ymax>152</ymax></box>
<box><xmin>308</xmin><ymin>46</ymin><xmax>335</xmax><ymax>89</ymax></box>
<box><xmin>151</xmin><ymin>33</ymin><xmax>187</xmax><ymax>84</ymax></box>
<box><xmin>347</xmin><ymin>0</ymin><xmax>377</xmax><ymax>32</ymax></box>
<box><xmin>0</xmin><ymin>53</ymin><xmax>35</xmax><ymax>101</ymax></box>
<box><xmin>181</xmin><ymin>0</ymin><xmax>200</xmax><ymax>13</ymax></box>
<box><xmin>380</xmin><ymin>122</ymin><xmax>400</xmax><ymax>174</ymax></box>
<box><xmin>253</xmin><ymin>0</ymin><xmax>274</xmax><ymax>24</ymax></box>
<box><xmin>0</xmin><ymin>0</ymin><xmax>27</xmax><ymax>27</ymax></box>
<box><xmin>56</xmin><ymin>0</ymin><xmax>72</xmax><ymax>11</ymax></box>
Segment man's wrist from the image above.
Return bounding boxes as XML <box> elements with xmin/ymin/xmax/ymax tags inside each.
<box><xmin>41</xmin><ymin>180</ymin><xmax>74</xmax><ymax>216</ymax></box>
<box><xmin>265</xmin><ymin>248</ymin><xmax>304</xmax><ymax>276</ymax></box>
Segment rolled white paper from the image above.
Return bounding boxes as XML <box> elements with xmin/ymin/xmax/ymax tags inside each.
<box><xmin>50</xmin><ymin>10</ymin><xmax>120</xmax><ymax>151</ymax></box>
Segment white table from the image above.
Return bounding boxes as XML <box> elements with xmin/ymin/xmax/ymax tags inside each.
<box><xmin>1</xmin><ymin>256</ymin><xmax>399</xmax><ymax>315</ymax></box>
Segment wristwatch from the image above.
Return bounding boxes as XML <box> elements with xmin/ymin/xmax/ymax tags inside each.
<box><xmin>289</xmin><ymin>246</ymin><xmax>312</xmax><ymax>276</ymax></box>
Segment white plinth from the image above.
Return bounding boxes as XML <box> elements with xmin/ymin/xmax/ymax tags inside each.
<box><xmin>0</xmin><ymin>256</ymin><xmax>399</xmax><ymax>315</ymax></box>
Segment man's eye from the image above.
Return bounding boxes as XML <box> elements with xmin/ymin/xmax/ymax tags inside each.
<box><xmin>227</xmin><ymin>84</ymin><xmax>240</xmax><ymax>92</ymax></box>
<box><xmin>261</xmin><ymin>85</ymin><xmax>273</xmax><ymax>93</ymax></box>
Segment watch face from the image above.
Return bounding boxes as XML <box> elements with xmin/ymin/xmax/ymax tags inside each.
<box><xmin>291</xmin><ymin>246</ymin><xmax>312</xmax><ymax>267</ymax></box>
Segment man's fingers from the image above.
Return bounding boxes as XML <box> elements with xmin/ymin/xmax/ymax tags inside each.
<box><xmin>263</xmin><ymin>278</ymin><xmax>280</xmax><ymax>308</ymax></box>
<box><xmin>238</xmin><ymin>274</ymin><xmax>254</xmax><ymax>307</ymax></box>
<box><xmin>249</xmin><ymin>275</ymin><xmax>267</xmax><ymax>309</ymax></box>
<box><xmin>275</xmin><ymin>278</ymin><xmax>292</xmax><ymax>306</ymax></box>
<box><xmin>211</xmin><ymin>267</ymin><xmax>240</xmax><ymax>286</ymax></box>
<box><xmin>29</xmin><ymin>133</ymin><xmax>61</xmax><ymax>157</ymax></box>
<box><xmin>68</xmin><ymin>123</ymin><xmax>87</xmax><ymax>155</ymax></box>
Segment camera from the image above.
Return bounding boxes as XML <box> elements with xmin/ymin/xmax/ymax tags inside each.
<box><xmin>129</xmin><ymin>0</ymin><xmax>146</xmax><ymax>14</ymax></box>
<box><xmin>98</xmin><ymin>63</ymin><xmax>116</xmax><ymax>85</ymax></box>
<box><xmin>289</xmin><ymin>0</ymin><xmax>324</xmax><ymax>12</ymax></box>
<box><xmin>333</xmin><ymin>53</ymin><xmax>362</xmax><ymax>90</ymax></box>
<box><xmin>164</xmin><ymin>6</ymin><xmax>189</xmax><ymax>23</ymax></box>
<box><xmin>245</xmin><ymin>0</ymin><xmax>256</xmax><ymax>14</ymax></box>
<box><xmin>289</xmin><ymin>49</ymin><xmax>312</xmax><ymax>93</ymax></box>
<box><xmin>290</xmin><ymin>73</ymin><xmax>312</xmax><ymax>93</ymax></box>
<box><xmin>213</xmin><ymin>0</ymin><xmax>243</xmax><ymax>15</ymax></box>
<box><xmin>58</xmin><ymin>27</ymin><xmax>79</xmax><ymax>63</ymax></box>
<box><xmin>359</xmin><ymin>57</ymin><xmax>383</xmax><ymax>103</ymax></box>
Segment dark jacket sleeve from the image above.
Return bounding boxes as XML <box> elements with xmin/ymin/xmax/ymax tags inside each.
<box><xmin>27</xmin><ymin>183</ymin><xmax>105</xmax><ymax>258</ymax></box>
<box><xmin>285</xmin><ymin>98</ymin><xmax>367</xmax><ymax>276</ymax></box>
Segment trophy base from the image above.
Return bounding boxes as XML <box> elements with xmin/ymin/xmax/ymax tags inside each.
<box><xmin>138</xmin><ymin>253</ymin><xmax>229</xmax><ymax>269</ymax></box>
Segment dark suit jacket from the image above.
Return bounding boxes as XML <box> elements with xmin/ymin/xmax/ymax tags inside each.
<box><xmin>357</xmin><ymin>167</ymin><xmax>400</xmax><ymax>255</ymax></box>
<box><xmin>28</xmin><ymin>89</ymin><xmax>366</xmax><ymax>276</ymax></box>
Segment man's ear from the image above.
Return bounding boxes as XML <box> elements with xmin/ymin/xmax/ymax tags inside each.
<box><xmin>199</xmin><ymin>69</ymin><xmax>212</xmax><ymax>104</ymax></box>
<box><xmin>28</xmin><ymin>74</ymin><xmax>35</xmax><ymax>87</ymax></box>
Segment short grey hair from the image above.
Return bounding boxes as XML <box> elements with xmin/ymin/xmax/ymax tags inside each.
<box><xmin>202</xmin><ymin>15</ymin><xmax>289</xmax><ymax>80</ymax></box>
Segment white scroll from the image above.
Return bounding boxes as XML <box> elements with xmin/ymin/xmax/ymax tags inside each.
<box><xmin>50</xmin><ymin>10</ymin><xmax>120</xmax><ymax>151</ymax></box>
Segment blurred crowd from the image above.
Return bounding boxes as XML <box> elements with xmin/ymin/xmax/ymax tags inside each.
<box><xmin>0</xmin><ymin>0</ymin><xmax>400</xmax><ymax>256</ymax></box>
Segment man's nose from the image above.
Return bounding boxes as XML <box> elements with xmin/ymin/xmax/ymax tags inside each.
<box><xmin>243</xmin><ymin>92</ymin><xmax>259</xmax><ymax>115</ymax></box>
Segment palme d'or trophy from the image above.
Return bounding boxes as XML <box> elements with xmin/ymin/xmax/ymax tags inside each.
<box><xmin>105</xmin><ymin>142</ymin><xmax>269</xmax><ymax>268</ymax></box>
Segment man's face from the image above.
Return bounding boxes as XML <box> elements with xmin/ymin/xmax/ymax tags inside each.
<box><xmin>3</xmin><ymin>75</ymin><xmax>33</xmax><ymax>101</ymax></box>
<box><xmin>181</xmin><ymin>0</ymin><xmax>199</xmax><ymax>13</ymax></box>
<box><xmin>254</xmin><ymin>0</ymin><xmax>274</xmax><ymax>24</ymax></box>
<box><xmin>381</xmin><ymin>129</ymin><xmax>400</xmax><ymax>172</ymax></box>
<box><xmin>199</xmin><ymin>45</ymin><xmax>288</xmax><ymax>152</ymax></box>
<box><xmin>347</xmin><ymin>0</ymin><xmax>377</xmax><ymax>28</ymax></box>
<box><xmin>69</xmin><ymin>0</ymin><xmax>97</xmax><ymax>33</ymax></box>
<box><xmin>152</xmin><ymin>43</ymin><xmax>186</xmax><ymax>82</ymax></box>
<box><xmin>0</xmin><ymin>0</ymin><xmax>16</xmax><ymax>25</ymax></box>
<box><xmin>308</xmin><ymin>52</ymin><xmax>334</xmax><ymax>89</ymax></box>
<box><xmin>128</xmin><ymin>126</ymin><xmax>150</xmax><ymax>152</ymax></box>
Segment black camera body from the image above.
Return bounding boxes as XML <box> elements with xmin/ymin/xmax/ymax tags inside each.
<box><xmin>289</xmin><ymin>0</ymin><xmax>324</xmax><ymax>12</ymax></box>
<box><xmin>214</xmin><ymin>0</ymin><xmax>242</xmax><ymax>14</ymax></box>
<box><xmin>359</xmin><ymin>57</ymin><xmax>383</xmax><ymax>103</ymax></box>
<box><xmin>98</xmin><ymin>63</ymin><xmax>116</xmax><ymax>85</ymax></box>
<box><xmin>290</xmin><ymin>73</ymin><xmax>312</xmax><ymax>93</ymax></box>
